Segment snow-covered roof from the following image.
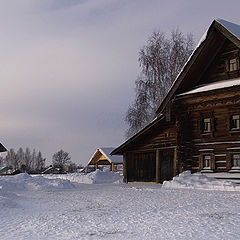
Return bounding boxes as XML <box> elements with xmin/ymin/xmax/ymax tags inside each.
<box><xmin>156</xmin><ymin>19</ymin><xmax>240</xmax><ymax>115</ymax></box>
<box><xmin>88</xmin><ymin>147</ymin><xmax>123</xmax><ymax>165</ymax></box>
<box><xmin>112</xmin><ymin>19</ymin><xmax>240</xmax><ymax>156</ymax></box>
<box><xmin>178</xmin><ymin>78</ymin><xmax>240</xmax><ymax>96</ymax></box>
<box><xmin>99</xmin><ymin>148</ymin><xmax>123</xmax><ymax>163</ymax></box>
<box><xmin>217</xmin><ymin>19</ymin><xmax>240</xmax><ymax>40</ymax></box>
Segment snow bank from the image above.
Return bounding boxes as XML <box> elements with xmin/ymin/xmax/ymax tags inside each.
<box><xmin>0</xmin><ymin>173</ymin><xmax>75</xmax><ymax>191</ymax></box>
<box><xmin>162</xmin><ymin>171</ymin><xmax>240</xmax><ymax>191</ymax></box>
<box><xmin>44</xmin><ymin>169</ymin><xmax>123</xmax><ymax>184</ymax></box>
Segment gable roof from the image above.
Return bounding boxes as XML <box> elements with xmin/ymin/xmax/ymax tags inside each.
<box><xmin>156</xmin><ymin>19</ymin><xmax>240</xmax><ymax>115</ymax></box>
<box><xmin>88</xmin><ymin>147</ymin><xmax>123</xmax><ymax>165</ymax></box>
<box><xmin>112</xmin><ymin>19</ymin><xmax>240</xmax><ymax>156</ymax></box>
<box><xmin>111</xmin><ymin>116</ymin><xmax>164</xmax><ymax>155</ymax></box>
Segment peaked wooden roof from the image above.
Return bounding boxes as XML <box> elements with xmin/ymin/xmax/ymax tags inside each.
<box><xmin>111</xmin><ymin>19</ymin><xmax>240</xmax><ymax>155</ymax></box>
<box><xmin>156</xmin><ymin>19</ymin><xmax>240</xmax><ymax>115</ymax></box>
<box><xmin>88</xmin><ymin>147</ymin><xmax>123</xmax><ymax>165</ymax></box>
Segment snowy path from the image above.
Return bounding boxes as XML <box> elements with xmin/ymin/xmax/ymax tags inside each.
<box><xmin>1</xmin><ymin>182</ymin><xmax>240</xmax><ymax>240</ymax></box>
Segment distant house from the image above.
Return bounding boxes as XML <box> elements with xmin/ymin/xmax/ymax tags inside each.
<box><xmin>0</xmin><ymin>143</ymin><xmax>7</xmax><ymax>153</ymax></box>
<box><xmin>0</xmin><ymin>166</ymin><xmax>11</xmax><ymax>175</ymax></box>
<box><xmin>87</xmin><ymin>148</ymin><xmax>123</xmax><ymax>172</ymax></box>
<box><xmin>41</xmin><ymin>166</ymin><xmax>61</xmax><ymax>174</ymax></box>
<box><xmin>112</xmin><ymin>19</ymin><xmax>240</xmax><ymax>183</ymax></box>
<box><xmin>0</xmin><ymin>143</ymin><xmax>7</xmax><ymax>174</ymax></box>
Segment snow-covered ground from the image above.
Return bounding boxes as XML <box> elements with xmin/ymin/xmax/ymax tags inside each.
<box><xmin>1</xmin><ymin>171</ymin><xmax>240</xmax><ymax>240</ymax></box>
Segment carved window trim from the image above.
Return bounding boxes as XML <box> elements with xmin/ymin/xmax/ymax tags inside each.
<box><xmin>228</xmin><ymin>108</ymin><xmax>240</xmax><ymax>133</ymax></box>
<box><xmin>199</xmin><ymin>153</ymin><xmax>215</xmax><ymax>172</ymax></box>
<box><xmin>232</xmin><ymin>154</ymin><xmax>240</xmax><ymax>168</ymax></box>
<box><xmin>199</xmin><ymin>112</ymin><xmax>215</xmax><ymax>137</ymax></box>
<box><xmin>225</xmin><ymin>58</ymin><xmax>239</xmax><ymax>72</ymax></box>
<box><xmin>228</xmin><ymin>153</ymin><xmax>240</xmax><ymax>172</ymax></box>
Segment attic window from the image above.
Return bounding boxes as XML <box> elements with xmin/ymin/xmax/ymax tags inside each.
<box><xmin>226</xmin><ymin>58</ymin><xmax>239</xmax><ymax>72</ymax></box>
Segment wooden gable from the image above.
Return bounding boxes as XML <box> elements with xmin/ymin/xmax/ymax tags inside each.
<box><xmin>88</xmin><ymin>149</ymin><xmax>111</xmax><ymax>165</ymax></box>
<box><xmin>198</xmin><ymin>40</ymin><xmax>240</xmax><ymax>85</ymax></box>
<box><xmin>112</xmin><ymin>19</ymin><xmax>240</xmax><ymax>157</ymax></box>
<box><xmin>156</xmin><ymin>19</ymin><xmax>240</xmax><ymax>115</ymax></box>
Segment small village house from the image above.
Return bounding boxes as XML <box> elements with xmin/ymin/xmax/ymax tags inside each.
<box><xmin>87</xmin><ymin>148</ymin><xmax>123</xmax><ymax>172</ymax></box>
<box><xmin>0</xmin><ymin>143</ymin><xmax>8</xmax><ymax>174</ymax></box>
<box><xmin>112</xmin><ymin>19</ymin><xmax>240</xmax><ymax>183</ymax></box>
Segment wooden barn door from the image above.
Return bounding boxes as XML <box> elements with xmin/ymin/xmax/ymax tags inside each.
<box><xmin>127</xmin><ymin>152</ymin><xmax>156</xmax><ymax>182</ymax></box>
<box><xmin>159</xmin><ymin>150</ymin><xmax>174</xmax><ymax>183</ymax></box>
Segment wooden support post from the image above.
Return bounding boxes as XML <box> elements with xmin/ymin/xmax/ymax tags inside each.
<box><xmin>173</xmin><ymin>147</ymin><xmax>177</xmax><ymax>176</ymax></box>
<box><xmin>156</xmin><ymin>149</ymin><xmax>160</xmax><ymax>183</ymax></box>
<box><xmin>111</xmin><ymin>163</ymin><xmax>114</xmax><ymax>172</ymax></box>
<box><xmin>123</xmin><ymin>153</ymin><xmax>127</xmax><ymax>183</ymax></box>
<box><xmin>96</xmin><ymin>163</ymin><xmax>98</xmax><ymax>170</ymax></box>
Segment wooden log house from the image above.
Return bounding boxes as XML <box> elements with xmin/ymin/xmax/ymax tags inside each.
<box><xmin>111</xmin><ymin>19</ymin><xmax>240</xmax><ymax>183</ymax></box>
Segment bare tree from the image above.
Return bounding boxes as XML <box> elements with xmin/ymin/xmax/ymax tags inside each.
<box><xmin>3</xmin><ymin>148</ymin><xmax>46</xmax><ymax>172</ymax></box>
<box><xmin>17</xmin><ymin>147</ymin><xmax>25</xmax><ymax>171</ymax></box>
<box><xmin>5</xmin><ymin>148</ymin><xmax>17</xmax><ymax>170</ymax></box>
<box><xmin>52</xmin><ymin>150</ymin><xmax>71</xmax><ymax>172</ymax></box>
<box><xmin>31</xmin><ymin>149</ymin><xmax>37</xmax><ymax>171</ymax></box>
<box><xmin>125</xmin><ymin>30</ymin><xmax>194</xmax><ymax>137</ymax></box>
<box><xmin>35</xmin><ymin>151</ymin><xmax>45</xmax><ymax>171</ymax></box>
<box><xmin>24</xmin><ymin>147</ymin><xmax>32</xmax><ymax>171</ymax></box>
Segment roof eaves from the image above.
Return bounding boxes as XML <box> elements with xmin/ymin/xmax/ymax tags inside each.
<box><xmin>87</xmin><ymin>149</ymin><xmax>100</xmax><ymax>166</ymax></box>
<box><xmin>216</xmin><ymin>19</ymin><xmax>240</xmax><ymax>47</ymax></box>
<box><xmin>111</xmin><ymin>115</ymin><xmax>164</xmax><ymax>155</ymax></box>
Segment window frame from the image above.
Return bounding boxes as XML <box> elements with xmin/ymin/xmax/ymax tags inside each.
<box><xmin>199</xmin><ymin>153</ymin><xmax>215</xmax><ymax>171</ymax></box>
<box><xmin>229</xmin><ymin>58</ymin><xmax>238</xmax><ymax>72</ymax></box>
<box><xmin>203</xmin><ymin>118</ymin><xmax>211</xmax><ymax>133</ymax></box>
<box><xmin>226</xmin><ymin>58</ymin><xmax>239</xmax><ymax>72</ymax></box>
<box><xmin>199</xmin><ymin>113</ymin><xmax>215</xmax><ymax>136</ymax></box>
<box><xmin>232</xmin><ymin>154</ymin><xmax>240</xmax><ymax>169</ymax></box>
<box><xmin>230</xmin><ymin>114</ymin><xmax>240</xmax><ymax>130</ymax></box>
<box><xmin>203</xmin><ymin>155</ymin><xmax>211</xmax><ymax>169</ymax></box>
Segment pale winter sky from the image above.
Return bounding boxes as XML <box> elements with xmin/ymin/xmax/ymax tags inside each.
<box><xmin>0</xmin><ymin>0</ymin><xmax>240</xmax><ymax>165</ymax></box>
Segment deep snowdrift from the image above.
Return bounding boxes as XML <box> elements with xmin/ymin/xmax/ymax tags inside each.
<box><xmin>162</xmin><ymin>171</ymin><xmax>240</xmax><ymax>191</ymax></box>
<box><xmin>0</xmin><ymin>173</ymin><xmax>76</xmax><ymax>210</ymax></box>
<box><xmin>0</xmin><ymin>173</ymin><xmax>75</xmax><ymax>191</ymax></box>
<box><xmin>44</xmin><ymin>169</ymin><xmax>123</xmax><ymax>184</ymax></box>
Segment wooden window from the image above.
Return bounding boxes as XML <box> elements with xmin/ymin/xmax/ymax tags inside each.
<box><xmin>203</xmin><ymin>118</ymin><xmax>211</xmax><ymax>132</ymax></box>
<box><xmin>226</xmin><ymin>58</ymin><xmax>239</xmax><ymax>72</ymax></box>
<box><xmin>232</xmin><ymin>154</ymin><xmax>240</xmax><ymax>169</ymax></box>
<box><xmin>230</xmin><ymin>115</ymin><xmax>240</xmax><ymax>130</ymax></box>
<box><xmin>229</xmin><ymin>59</ymin><xmax>238</xmax><ymax>72</ymax></box>
<box><xmin>203</xmin><ymin>155</ymin><xmax>211</xmax><ymax>169</ymax></box>
<box><xmin>199</xmin><ymin>154</ymin><xmax>215</xmax><ymax>171</ymax></box>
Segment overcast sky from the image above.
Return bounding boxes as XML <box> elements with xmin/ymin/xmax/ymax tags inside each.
<box><xmin>0</xmin><ymin>0</ymin><xmax>240</xmax><ymax>165</ymax></box>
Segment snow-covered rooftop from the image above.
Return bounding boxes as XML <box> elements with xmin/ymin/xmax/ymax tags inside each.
<box><xmin>178</xmin><ymin>78</ymin><xmax>240</xmax><ymax>96</ymax></box>
<box><xmin>217</xmin><ymin>18</ymin><xmax>240</xmax><ymax>40</ymax></box>
<box><xmin>88</xmin><ymin>147</ymin><xmax>123</xmax><ymax>165</ymax></box>
<box><xmin>156</xmin><ymin>19</ymin><xmax>240</xmax><ymax>115</ymax></box>
<box><xmin>100</xmin><ymin>147</ymin><xmax>123</xmax><ymax>163</ymax></box>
